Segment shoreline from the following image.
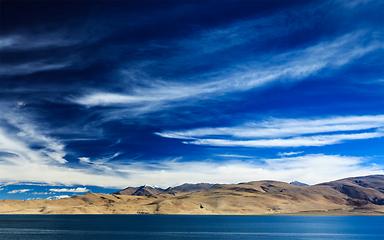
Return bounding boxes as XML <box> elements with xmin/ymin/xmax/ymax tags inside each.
<box><xmin>1</xmin><ymin>211</ymin><xmax>383</xmax><ymax>216</ymax></box>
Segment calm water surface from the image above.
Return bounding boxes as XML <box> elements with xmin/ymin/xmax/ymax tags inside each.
<box><xmin>0</xmin><ymin>215</ymin><xmax>383</xmax><ymax>240</ymax></box>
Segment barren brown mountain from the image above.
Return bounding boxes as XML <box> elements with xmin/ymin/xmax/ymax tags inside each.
<box><xmin>1</xmin><ymin>175</ymin><xmax>383</xmax><ymax>215</ymax></box>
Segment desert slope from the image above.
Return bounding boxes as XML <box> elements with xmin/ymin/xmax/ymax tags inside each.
<box><xmin>1</xmin><ymin>175</ymin><xmax>383</xmax><ymax>215</ymax></box>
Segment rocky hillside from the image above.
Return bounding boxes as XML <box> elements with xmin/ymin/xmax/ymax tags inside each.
<box><xmin>113</xmin><ymin>183</ymin><xmax>215</xmax><ymax>196</ymax></box>
<box><xmin>1</xmin><ymin>175</ymin><xmax>383</xmax><ymax>215</ymax></box>
<box><xmin>317</xmin><ymin>175</ymin><xmax>384</xmax><ymax>205</ymax></box>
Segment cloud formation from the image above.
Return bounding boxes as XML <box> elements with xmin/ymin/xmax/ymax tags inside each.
<box><xmin>0</xmin><ymin>33</ymin><xmax>79</xmax><ymax>76</ymax></box>
<box><xmin>0</xmin><ymin>105</ymin><xmax>130</xmax><ymax>187</ymax></box>
<box><xmin>0</xmin><ymin>106</ymin><xmax>67</xmax><ymax>164</ymax></box>
<box><xmin>47</xmin><ymin>195</ymin><xmax>70</xmax><ymax>200</ymax></box>
<box><xmin>277</xmin><ymin>151</ymin><xmax>304</xmax><ymax>157</ymax></box>
<box><xmin>3</xmin><ymin>153</ymin><xmax>371</xmax><ymax>188</ymax></box>
<box><xmin>49</xmin><ymin>187</ymin><xmax>89</xmax><ymax>193</ymax></box>
<box><xmin>184</xmin><ymin>132</ymin><xmax>384</xmax><ymax>148</ymax></box>
<box><xmin>0</xmin><ymin>1</ymin><xmax>382</xmax><ymax>196</ymax></box>
<box><xmin>8</xmin><ymin>189</ymin><xmax>31</xmax><ymax>194</ymax></box>
<box><xmin>157</xmin><ymin>115</ymin><xmax>384</xmax><ymax>148</ymax></box>
<box><xmin>1</xmin><ymin>128</ymin><xmax>381</xmax><ymax>187</ymax></box>
<box><xmin>0</xmin><ymin>60</ymin><xmax>73</xmax><ymax>76</ymax></box>
<box><xmin>100</xmin><ymin>154</ymin><xmax>383</xmax><ymax>186</ymax></box>
<box><xmin>73</xmin><ymin>31</ymin><xmax>382</xmax><ymax>116</ymax></box>
<box><xmin>0</xmin><ymin>33</ymin><xmax>81</xmax><ymax>51</ymax></box>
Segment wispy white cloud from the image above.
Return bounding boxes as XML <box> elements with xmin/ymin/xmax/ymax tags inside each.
<box><xmin>73</xmin><ymin>30</ymin><xmax>382</xmax><ymax>118</ymax></box>
<box><xmin>0</xmin><ymin>33</ymin><xmax>81</xmax><ymax>51</ymax></box>
<box><xmin>0</xmin><ymin>181</ymin><xmax>19</xmax><ymax>187</ymax></box>
<box><xmin>0</xmin><ymin>126</ymin><xmax>131</xmax><ymax>187</ymax></box>
<box><xmin>1</xmin><ymin>1</ymin><xmax>382</xmax><ymax>190</ymax></box>
<box><xmin>47</xmin><ymin>195</ymin><xmax>70</xmax><ymax>200</ymax></box>
<box><xmin>0</xmin><ymin>31</ymin><xmax>87</xmax><ymax>76</ymax></box>
<box><xmin>78</xmin><ymin>152</ymin><xmax>121</xmax><ymax>172</ymax></box>
<box><xmin>157</xmin><ymin>115</ymin><xmax>384</xmax><ymax>148</ymax></box>
<box><xmin>31</xmin><ymin>192</ymin><xmax>51</xmax><ymax>195</ymax></box>
<box><xmin>0</xmin><ymin>154</ymin><xmax>133</xmax><ymax>188</ymax></box>
<box><xmin>0</xmin><ymin>37</ymin><xmax>14</xmax><ymax>49</ymax></box>
<box><xmin>277</xmin><ymin>151</ymin><xmax>304</xmax><ymax>157</ymax></box>
<box><xmin>1</xmin><ymin>137</ymin><xmax>382</xmax><ymax>187</ymax></box>
<box><xmin>26</xmin><ymin>197</ymin><xmax>42</xmax><ymax>201</ymax></box>
<box><xmin>79</xmin><ymin>157</ymin><xmax>91</xmax><ymax>163</ymax></box>
<box><xmin>0</xmin><ymin>60</ymin><xmax>73</xmax><ymax>76</ymax></box>
<box><xmin>1</xmin><ymin>107</ymin><xmax>67</xmax><ymax>164</ymax></box>
<box><xmin>102</xmin><ymin>154</ymin><xmax>383</xmax><ymax>186</ymax></box>
<box><xmin>173</xmin><ymin>3</ymin><xmax>322</xmax><ymax>58</ymax></box>
<box><xmin>5</xmin><ymin>153</ymin><xmax>370</xmax><ymax>188</ymax></box>
<box><xmin>31</xmin><ymin>153</ymin><xmax>377</xmax><ymax>188</ymax></box>
<box><xmin>49</xmin><ymin>187</ymin><xmax>89</xmax><ymax>193</ymax></box>
<box><xmin>184</xmin><ymin>132</ymin><xmax>384</xmax><ymax>148</ymax></box>
<box><xmin>157</xmin><ymin>115</ymin><xmax>384</xmax><ymax>139</ymax></box>
<box><xmin>343</xmin><ymin>0</ymin><xmax>374</xmax><ymax>9</ymax></box>
<box><xmin>8</xmin><ymin>189</ymin><xmax>31</xmax><ymax>194</ymax></box>
<box><xmin>215</xmin><ymin>154</ymin><xmax>254</xmax><ymax>159</ymax></box>
<box><xmin>0</xmin><ymin>104</ymin><xmax>131</xmax><ymax>188</ymax></box>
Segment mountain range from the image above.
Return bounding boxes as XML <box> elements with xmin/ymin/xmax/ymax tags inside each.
<box><xmin>1</xmin><ymin>175</ymin><xmax>383</xmax><ymax>215</ymax></box>
<box><xmin>113</xmin><ymin>183</ymin><xmax>216</xmax><ymax>196</ymax></box>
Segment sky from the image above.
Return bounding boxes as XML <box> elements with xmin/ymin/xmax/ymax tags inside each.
<box><xmin>0</xmin><ymin>0</ymin><xmax>383</xmax><ymax>200</ymax></box>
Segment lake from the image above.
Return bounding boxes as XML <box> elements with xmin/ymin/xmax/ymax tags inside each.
<box><xmin>0</xmin><ymin>215</ymin><xmax>383</xmax><ymax>240</ymax></box>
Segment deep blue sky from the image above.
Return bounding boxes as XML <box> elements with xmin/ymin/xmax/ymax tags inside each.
<box><xmin>0</xmin><ymin>0</ymin><xmax>383</xmax><ymax>200</ymax></box>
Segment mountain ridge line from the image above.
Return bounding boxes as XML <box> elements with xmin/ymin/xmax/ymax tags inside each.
<box><xmin>1</xmin><ymin>174</ymin><xmax>383</xmax><ymax>215</ymax></box>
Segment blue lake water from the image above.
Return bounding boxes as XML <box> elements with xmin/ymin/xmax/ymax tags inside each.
<box><xmin>0</xmin><ymin>215</ymin><xmax>383</xmax><ymax>240</ymax></box>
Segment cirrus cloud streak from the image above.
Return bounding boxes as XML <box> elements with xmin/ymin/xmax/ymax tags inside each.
<box><xmin>157</xmin><ymin>115</ymin><xmax>384</xmax><ymax>148</ymax></box>
<box><xmin>184</xmin><ymin>132</ymin><xmax>383</xmax><ymax>148</ymax></box>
